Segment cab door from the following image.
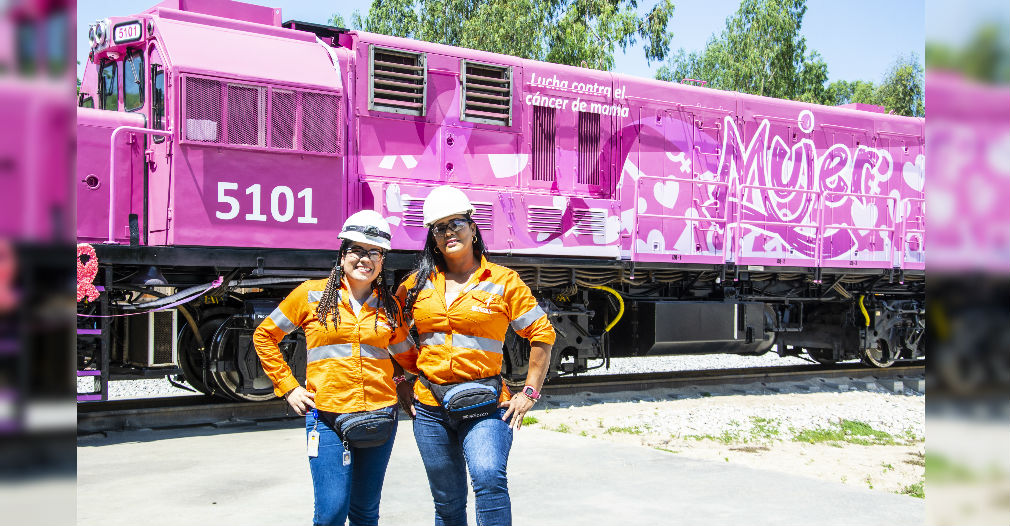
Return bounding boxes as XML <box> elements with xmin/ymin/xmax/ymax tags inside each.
<box><xmin>146</xmin><ymin>43</ymin><xmax>172</xmax><ymax>245</ymax></box>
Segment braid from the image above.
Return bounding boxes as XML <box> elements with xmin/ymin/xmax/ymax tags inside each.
<box><xmin>316</xmin><ymin>262</ymin><xmax>344</xmax><ymax>330</ymax></box>
<box><xmin>372</xmin><ymin>274</ymin><xmax>402</xmax><ymax>332</ymax></box>
<box><xmin>317</xmin><ymin>240</ymin><xmax>353</xmax><ymax>330</ymax></box>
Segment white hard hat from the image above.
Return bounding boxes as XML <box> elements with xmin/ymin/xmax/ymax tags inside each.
<box><xmin>422</xmin><ymin>185</ymin><xmax>475</xmax><ymax>227</ymax></box>
<box><xmin>338</xmin><ymin>210</ymin><xmax>392</xmax><ymax>250</ymax></box>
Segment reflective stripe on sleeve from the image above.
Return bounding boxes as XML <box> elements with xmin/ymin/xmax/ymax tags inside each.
<box><xmin>307</xmin><ymin>290</ymin><xmax>323</xmax><ymax>303</ymax></box>
<box><xmin>389</xmin><ymin>336</ymin><xmax>414</xmax><ymax>356</ymax></box>
<box><xmin>269</xmin><ymin>307</ymin><xmax>297</xmax><ymax>334</ymax></box>
<box><xmin>471</xmin><ymin>281</ymin><xmax>505</xmax><ymax>297</ymax></box>
<box><xmin>510</xmin><ymin>305</ymin><xmax>547</xmax><ymax>331</ymax></box>
<box><xmin>451</xmin><ymin>334</ymin><xmax>504</xmax><ymax>354</ymax></box>
<box><xmin>307</xmin><ymin>343</ymin><xmax>354</xmax><ymax>362</ymax></box>
<box><xmin>359</xmin><ymin>343</ymin><xmax>391</xmax><ymax>360</ymax></box>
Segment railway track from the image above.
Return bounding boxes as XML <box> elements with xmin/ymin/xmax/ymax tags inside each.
<box><xmin>77</xmin><ymin>362</ymin><xmax>924</xmax><ymax>435</ymax></box>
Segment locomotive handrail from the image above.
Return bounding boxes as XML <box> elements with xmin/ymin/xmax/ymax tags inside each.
<box><xmin>733</xmin><ymin>184</ymin><xmax>824</xmax><ymax>266</ymax></box>
<box><xmin>817</xmin><ymin>191</ymin><xmax>899</xmax><ymax>268</ymax></box>
<box><xmin>897</xmin><ymin>197</ymin><xmax>926</xmax><ymax>268</ymax></box>
<box><xmin>631</xmin><ymin>175</ymin><xmax>730</xmax><ymax>261</ymax></box>
<box><xmin>108</xmin><ymin>125</ymin><xmax>174</xmax><ymax>243</ymax></box>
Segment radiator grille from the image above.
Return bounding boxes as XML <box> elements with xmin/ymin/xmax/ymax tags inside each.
<box><xmin>370</xmin><ymin>47</ymin><xmax>426</xmax><ymax>116</ymax></box>
<box><xmin>402</xmin><ymin>198</ymin><xmax>426</xmax><ymax>228</ymax></box>
<box><xmin>527</xmin><ymin>206</ymin><xmax>563</xmax><ymax>235</ymax></box>
<box><xmin>577</xmin><ymin>111</ymin><xmax>601</xmax><ymax>185</ymax></box>
<box><xmin>462</xmin><ymin>61</ymin><xmax>511</xmax><ymax>126</ymax></box>
<box><xmin>470</xmin><ymin>202</ymin><xmax>493</xmax><ymax>231</ymax></box>
<box><xmin>301</xmin><ymin>91</ymin><xmax>341</xmax><ymax>154</ymax></box>
<box><xmin>151</xmin><ymin>311</ymin><xmax>176</xmax><ymax>365</ymax></box>
<box><xmin>531</xmin><ymin>106</ymin><xmax>556</xmax><ymax>182</ymax></box>
<box><xmin>185</xmin><ymin>77</ymin><xmax>223</xmax><ymax>143</ymax></box>
<box><xmin>184</xmin><ymin>75</ymin><xmax>341</xmax><ymax>155</ymax></box>
<box><xmin>227</xmin><ymin>84</ymin><xmax>261</xmax><ymax>146</ymax></box>
<box><xmin>270</xmin><ymin>89</ymin><xmax>296</xmax><ymax>149</ymax></box>
<box><xmin>572</xmin><ymin>208</ymin><xmax>606</xmax><ymax>236</ymax></box>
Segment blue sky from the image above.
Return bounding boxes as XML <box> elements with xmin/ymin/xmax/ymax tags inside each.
<box><xmin>77</xmin><ymin>0</ymin><xmax>937</xmax><ymax>84</ymax></box>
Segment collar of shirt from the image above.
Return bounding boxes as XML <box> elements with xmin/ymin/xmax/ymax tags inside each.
<box><xmin>336</xmin><ymin>278</ymin><xmax>379</xmax><ymax>317</ymax></box>
<box><xmin>430</xmin><ymin>256</ymin><xmax>493</xmax><ymax>302</ymax></box>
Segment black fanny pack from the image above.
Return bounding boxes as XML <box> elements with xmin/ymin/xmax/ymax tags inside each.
<box><xmin>322</xmin><ymin>406</ymin><xmax>397</xmax><ymax>448</ymax></box>
<box><xmin>418</xmin><ymin>374</ymin><xmax>502</xmax><ymax>423</ymax></box>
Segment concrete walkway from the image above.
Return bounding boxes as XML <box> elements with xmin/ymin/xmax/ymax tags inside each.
<box><xmin>77</xmin><ymin>418</ymin><xmax>922</xmax><ymax>525</ymax></box>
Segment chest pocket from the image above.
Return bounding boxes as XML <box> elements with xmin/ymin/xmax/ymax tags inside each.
<box><xmin>411</xmin><ymin>288</ymin><xmax>444</xmax><ymax>330</ymax></box>
<box><xmin>462</xmin><ymin>289</ymin><xmax>506</xmax><ymax>325</ymax></box>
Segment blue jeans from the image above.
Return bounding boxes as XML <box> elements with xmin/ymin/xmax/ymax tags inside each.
<box><xmin>306</xmin><ymin>408</ymin><xmax>397</xmax><ymax>526</ymax></box>
<box><xmin>412</xmin><ymin>403</ymin><xmax>514</xmax><ymax>526</ymax></box>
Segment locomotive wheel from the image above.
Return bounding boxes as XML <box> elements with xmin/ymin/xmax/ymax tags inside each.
<box><xmin>861</xmin><ymin>339</ymin><xmax>896</xmax><ymax>368</ymax></box>
<box><xmin>176</xmin><ymin>316</ymin><xmax>218</xmax><ymax>396</ymax></box>
<box><xmin>207</xmin><ymin>315</ymin><xmax>278</xmax><ymax>402</ymax></box>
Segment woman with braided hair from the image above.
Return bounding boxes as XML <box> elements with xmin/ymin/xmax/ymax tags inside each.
<box><xmin>253</xmin><ymin>210</ymin><xmax>418</xmax><ymax>526</ymax></box>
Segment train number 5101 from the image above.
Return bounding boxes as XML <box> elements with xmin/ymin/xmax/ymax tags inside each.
<box><xmin>215</xmin><ymin>182</ymin><xmax>318</xmax><ymax>224</ymax></box>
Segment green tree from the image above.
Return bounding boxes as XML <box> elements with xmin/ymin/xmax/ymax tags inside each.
<box><xmin>346</xmin><ymin>0</ymin><xmax>675</xmax><ymax>71</ymax></box>
<box><xmin>875</xmin><ymin>54</ymin><xmax>924</xmax><ymax>117</ymax></box>
<box><xmin>656</xmin><ymin>0</ymin><xmax>827</xmax><ymax>101</ymax></box>
<box><xmin>328</xmin><ymin>13</ymin><xmax>346</xmax><ymax>28</ymax></box>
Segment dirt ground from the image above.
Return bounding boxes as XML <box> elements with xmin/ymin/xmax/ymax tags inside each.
<box><xmin>526</xmin><ymin>392</ymin><xmax>926</xmax><ymax>497</ymax></box>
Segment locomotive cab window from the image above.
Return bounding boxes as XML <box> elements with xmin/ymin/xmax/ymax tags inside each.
<box><xmin>461</xmin><ymin>60</ymin><xmax>511</xmax><ymax>126</ymax></box>
<box><xmin>151</xmin><ymin>64</ymin><xmax>165</xmax><ymax>142</ymax></box>
<box><xmin>369</xmin><ymin>46</ymin><xmax>426</xmax><ymax>116</ymax></box>
<box><xmin>98</xmin><ymin>59</ymin><xmax>118</xmax><ymax>111</ymax></box>
<box><xmin>123</xmin><ymin>49</ymin><xmax>144</xmax><ymax>112</ymax></box>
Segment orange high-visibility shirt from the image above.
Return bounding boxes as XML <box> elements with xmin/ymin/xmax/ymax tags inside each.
<box><xmin>397</xmin><ymin>256</ymin><xmax>556</xmax><ymax>406</ymax></box>
<box><xmin>252</xmin><ymin>279</ymin><xmax>418</xmax><ymax>413</ymax></box>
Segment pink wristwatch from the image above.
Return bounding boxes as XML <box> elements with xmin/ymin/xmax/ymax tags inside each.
<box><xmin>521</xmin><ymin>385</ymin><xmax>541</xmax><ymax>401</ymax></box>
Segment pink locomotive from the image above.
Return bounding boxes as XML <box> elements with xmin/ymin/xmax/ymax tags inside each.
<box><xmin>76</xmin><ymin>0</ymin><xmax>925</xmax><ymax>401</ymax></box>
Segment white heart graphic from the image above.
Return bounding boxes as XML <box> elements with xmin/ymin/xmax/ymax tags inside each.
<box><xmin>850</xmin><ymin>199</ymin><xmax>878</xmax><ymax>234</ymax></box>
<box><xmin>385</xmin><ymin>184</ymin><xmax>403</xmax><ymax>213</ymax></box>
<box><xmin>635</xmin><ymin>229</ymin><xmax>666</xmax><ymax>253</ymax></box>
<box><xmin>594</xmin><ymin>216</ymin><xmax>621</xmax><ymax>245</ymax></box>
<box><xmin>902</xmin><ymin>154</ymin><xmax>925</xmax><ymax>192</ymax></box>
<box><xmin>638</xmin><ymin>198</ymin><xmax>648</xmax><ymax>213</ymax></box>
<box><xmin>653</xmin><ymin>180</ymin><xmax>680</xmax><ymax>208</ymax></box>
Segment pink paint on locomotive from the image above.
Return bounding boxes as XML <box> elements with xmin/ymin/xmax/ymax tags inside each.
<box><xmin>77</xmin><ymin>0</ymin><xmax>926</xmax><ymax>271</ymax></box>
<box><xmin>78</xmin><ymin>0</ymin><xmax>346</xmax><ymax>249</ymax></box>
<box><xmin>925</xmin><ymin>71</ymin><xmax>1009</xmax><ymax>273</ymax></box>
<box><xmin>351</xmin><ymin>30</ymin><xmax>924</xmax><ymax>270</ymax></box>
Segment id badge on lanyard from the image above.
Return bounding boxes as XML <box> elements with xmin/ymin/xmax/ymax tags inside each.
<box><xmin>307</xmin><ymin>409</ymin><xmax>320</xmax><ymax>458</ymax></box>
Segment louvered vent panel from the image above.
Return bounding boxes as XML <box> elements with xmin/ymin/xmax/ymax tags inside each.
<box><xmin>227</xmin><ymin>84</ymin><xmax>260</xmax><ymax>146</ymax></box>
<box><xmin>572</xmin><ymin>209</ymin><xmax>606</xmax><ymax>236</ymax></box>
<box><xmin>527</xmin><ymin>207</ymin><xmax>563</xmax><ymax>235</ymax></box>
<box><xmin>302</xmin><ymin>91</ymin><xmax>341</xmax><ymax>154</ymax></box>
<box><xmin>462</xmin><ymin>61</ymin><xmax>511</xmax><ymax>126</ymax></box>
<box><xmin>471</xmin><ymin>202</ymin><xmax>493</xmax><ymax>231</ymax></box>
<box><xmin>402</xmin><ymin>198</ymin><xmax>426</xmax><ymax>228</ymax></box>
<box><xmin>532</xmin><ymin>106</ymin><xmax>556</xmax><ymax>182</ymax></box>
<box><xmin>270</xmin><ymin>89</ymin><xmax>296</xmax><ymax>149</ymax></box>
<box><xmin>185</xmin><ymin>77</ymin><xmax>223</xmax><ymax>143</ymax></box>
<box><xmin>371</xmin><ymin>47</ymin><xmax>425</xmax><ymax>116</ymax></box>
<box><xmin>577</xmin><ymin>111</ymin><xmax>601</xmax><ymax>185</ymax></box>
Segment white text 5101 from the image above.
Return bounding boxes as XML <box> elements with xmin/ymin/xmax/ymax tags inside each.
<box><xmin>216</xmin><ymin>182</ymin><xmax>318</xmax><ymax>224</ymax></box>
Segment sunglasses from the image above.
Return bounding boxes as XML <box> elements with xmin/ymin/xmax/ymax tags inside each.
<box><xmin>430</xmin><ymin>218</ymin><xmax>472</xmax><ymax>237</ymax></box>
<box><xmin>346</xmin><ymin>246</ymin><xmax>386</xmax><ymax>260</ymax></box>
